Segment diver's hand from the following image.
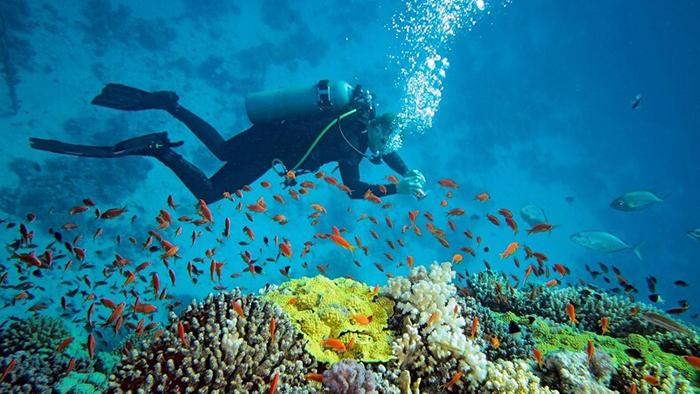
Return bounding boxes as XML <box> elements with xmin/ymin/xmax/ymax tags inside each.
<box><xmin>397</xmin><ymin>175</ymin><xmax>424</xmax><ymax>195</ymax></box>
<box><xmin>403</xmin><ymin>169</ymin><xmax>426</xmax><ymax>185</ymax></box>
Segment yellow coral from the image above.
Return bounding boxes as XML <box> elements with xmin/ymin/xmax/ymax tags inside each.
<box><xmin>264</xmin><ymin>276</ymin><xmax>396</xmax><ymax>363</ymax></box>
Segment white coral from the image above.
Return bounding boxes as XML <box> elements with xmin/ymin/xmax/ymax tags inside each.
<box><xmin>483</xmin><ymin>360</ymin><xmax>558</xmax><ymax>393</ymax></box>
<box><xmin>387</xmin><ymin>262</ymin><xmax>487</xmax><ymax>384</ymax></box>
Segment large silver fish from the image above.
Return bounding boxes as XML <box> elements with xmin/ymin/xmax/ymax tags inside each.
<box><xmin>570</xmin><ymin>231</ymin><xmax>642</xmax><ymax>260</ymax></box>
<box><xmin>520</xmin><ymin>205</ymin><xmax>548</xmax><ymax>227</ymax></box>
<box><xmin>688</xmin><ymin>228</ymin><xmax>700</xmax><ymax>243</ymax></box>
<box><xmin>610</xmin><ymin>191</ymin><xmax>666</xmax><ymax>212</ymax></box>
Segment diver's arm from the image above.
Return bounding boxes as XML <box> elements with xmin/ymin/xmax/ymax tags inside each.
<box><xmin>338</xmin><ymin>161</ymin><xmax>397</xmax><ymax>200</ymax></box>
<box><xmin>382</xmin><ymin>152</ymin><xmax>409</xmax><ymax>175</ymax></box>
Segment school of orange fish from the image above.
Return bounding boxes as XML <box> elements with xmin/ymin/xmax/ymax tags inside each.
<box><xmin>1</xmin><ymin>172</ymin><xmax>698</xmax><ymax>392</ymax></box>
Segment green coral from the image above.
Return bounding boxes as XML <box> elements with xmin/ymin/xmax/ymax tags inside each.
<box><xmin>56</xmin><ymin>372</ymin><xmax>108</xmax><ymax>394</ymax></box>
<box><xmin>529</xmin><ymin>318</ymin><xmax>700</xmax><ymax>383</ymax></box>
<box><xmin>264</xmin><ymin>275</ymin><xmax>395</xmax><ymax>363</ymax></box>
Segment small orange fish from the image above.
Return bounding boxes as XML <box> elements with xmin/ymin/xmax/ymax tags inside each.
<box><xmin>526</xmin><ymin>223</ymin><xmax>554</xmax><ymax>235</ymax></box>
<box><xmin>471</xmin><ymin>316</ymin><xmax>479</xmax><ymax>338</ymax></box>
<box><xmin>353</xmin><ymin>314</ymin><xmax>373</xmax><ymax>325</ymax></box>
<box><xmin>452</xmin><ymin>253</ymin><xmax>463</xmax><ymax>264</ymax></box>
<box><xmin>56</xmin><ymin>337</ymin><xmax>74</xmax><ymax>354</ymax></box>
<box><xmin>407</xmin><ymin>255</ymin><xmax>414</xmax><ymax>269</ymax></box>
<box><xmin>474</xmin><ymin>192</ymin><xmax>490</xmax><ymax>201</ymax></box>
<box><xmin>287</xmin><ymin>297</ymin><xmax>298</xmax><ymax>305</ymax></box>
<box><xmin>438</xmin><ymin>179</ymin><xmax>459</xmax><ymax>189</ymax></box>
<box><xmin>442</xmin><ymin>371</ymin><xmax>461</xmax><ymax>387</ymax></box>
<box><xmin>306</xmin><ymin>373</ymin><xmax>324</xmax><ymax>382</ymax></box>
<box><xmin>566</xmin><ymin>303</ymin><xmax>578</xmax><ymax>325</ymax></box>
<box><xmin>232</xmin><ymin>300</ymin><xmax>246</xmax><ymax>319</ymax></box>
<box><xmin>587</xmin><ymin>340</ymin><xmax>594</xmax><ymax>364</ymax></box>
<box><xmin>346</xmin><ymin>337</ymin><xmax>355</xmax><ymax>349</ymax></box>
<box><xmin>628</xmin><ymin>383</ymin><xmax>637</xmax><ymax>394</ymax></box>
<box><xmin>684</xmin><ymin>355</ymin><xmax>700</xmax><ymax>369</ymax></box>
<box><xmin>321</xmin><ymin>338</ymin><xmax>346</xmax><ymax>351</ymax></box>
<box><xmin>178</xmin><ymin>322</ymin><xmax>188</xmax><ymax>348</ymax></box>
<box><xmin>1</xmin><ymin>358</ymin><xmax>16</xmax><ymax>382</ymax></box>
<box><xmin>599</xmin><ymin>317</ymin><xmax>609</xmax><ymax>335</ymax></box>
<box><xmin>642</xmin><ymin>375</ymin><xmax>660</xmax><ymax>386</ymax></box>
<box><xmin>499</xmin><ymin>242</ymin><xmax>519</xmax><ymax>260</ymax></box>
<box><xmin>544</xmin><ymin>279</ymin><xmax>560</xmax><ymax>287</ymax></box>
<box><xmin>270</xmin><ymin>317</ymin><xmax>276</xmax><ymax>344</ymax></box>
<box><xmin>427</xmin><ymin>311</ymin><xmax>438</xmax><ymax>327</ymax></box>
<box><xmin>268</xmin><ymin>371</ymin><xmax>279</xmax><ymax>394</ymax></box>
<box><xmin>329</xmin><ymin>234</ymin><xmax>356</xmax><ymax>254</ymax></box>
<box><xmin>533</xmin><ymin>348</ymin><xmax>543</xmax><ymax>368</ymax></box>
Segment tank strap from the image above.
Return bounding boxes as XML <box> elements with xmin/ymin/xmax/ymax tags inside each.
<box><xmin>271</xmin><ymin>108</ymin><xmax>358</xmax><ymax>180</ymax></box>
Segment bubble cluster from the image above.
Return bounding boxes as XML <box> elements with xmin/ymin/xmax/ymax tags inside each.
<box><xmin>391</xmin><ymin>0</ymin><xmax>503</xmax><ymax>139</ymax></box>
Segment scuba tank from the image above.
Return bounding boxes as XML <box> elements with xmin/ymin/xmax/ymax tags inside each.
<box><xmin>245</xmin><ymin>80</ymin><xmax>355</xmax><ymax>124</ymax></box>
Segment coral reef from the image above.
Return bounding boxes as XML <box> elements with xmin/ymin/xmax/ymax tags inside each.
<box><xmin>0</xmin><ymin>316</ymin><xmax>72</xmax><ymax>359</ymax></box>
<box><xmin>56</xmin><ymin>371</ymin><xmax>108</xmax><ymax>393</ymax></box>
<box><xmin>264</xmin><ymin>275</ymin><xmax>396</xmax><ymax>363</ymax></box>
<box><xmin>480</xmin><ymin>359</ymin><xmax>558</xmax><ymax>393</ymax></box>
<box><xmin>610</xmin><ymin>361</ymin><xmax>696</xmax><ymax>394</ymax></box>
<box><xmin>466</xmin><ymin>270</ymin><xmax>695</xmax><ymax>338</ymax></box>
<box><xmin>108</xmin><ymin>288</ymin><xmax>318</xmax><ymax>393</ymax></box>
<box><xmin>541</xmin><ymin>350</ymin><xmax>615</xmax><ymax>393</ymax></box>
<box><xmin>0</xmin><ymin>351</ymin><xmax>82</xmax><ymax>393</ymax></box>
<box><xmin>323</xmin><ymin>359</ymin><xmax>377</xmax><ymax>394</ymax></box>
<box><xmin>384</xmin><ymin>262</ymin><xmax>488</xmax><ymax>391</ymax></box>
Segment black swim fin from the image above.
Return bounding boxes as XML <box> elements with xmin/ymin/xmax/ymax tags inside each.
<box><xmin>91</xmin><ymin>84</ymin><xmax>179</xmax><ymax>111</ymax></box>
<box><xmin>29</xmin><ymin>132</ymin><xmax>183</xmax><ymax>158</ymax></box>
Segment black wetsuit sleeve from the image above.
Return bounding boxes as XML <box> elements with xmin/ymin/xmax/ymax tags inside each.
<box><xmin>339</xmin><ymin>160</ymin><xmax>398</xmax><ymax>200</ymax></box>
<box><xmin>382</xmin><ymin>151</ymin><xmax>410</xmax><ymax>175</ymax></box>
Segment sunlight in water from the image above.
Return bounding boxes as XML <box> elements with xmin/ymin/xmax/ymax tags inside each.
<box><xmin>389</xmin><ymin>0</ymin><xmax>506</xmax><ymax>148</ymax></box>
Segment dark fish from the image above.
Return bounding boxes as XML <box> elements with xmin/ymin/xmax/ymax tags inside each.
<box><xmin>565</xmin><ymin>196</ymin><xmax>574</xmax><ymax>205</ymax></box>
<box><xmin>66</xmin><ymin>288</ymin><xmax>79</xmax><ymax>297</ymax></box>
<box><xmin>648</xmin><ymin>294</ymin><xmax>663</xmax><ymax>303</ymax></box>
<box><xmin>624</xmin><ymin>348</ymin><xmax>643</xmax><ymax>358</ymax></box>
<box><xmin>631</xmin><ymin>93</ymin><xmax>642</xmax><ymax>109</ymax></box>
<box><xmin>483</xmin><ymin>247</ymin><xmax>489</xmax><ymax>253</ymax></box>
<box><xmin>666</xmin><ymin>307</ymin><xmax>689</xmax><ymax>315</ymax></box>
<box><xmin>691</xmin><ymin>314</ymin><xmax>698</xmax><ymax>319</ymax></box>
<box><xmin>53</xmin><ymin>232</ymin><xmax>63</xmax><ymax>243</ymax></box>
<box><xmin>674</xmin><ymin>280</ymin><xmax>689</xmax><ymax>287</ymax></box>
<box><xmin>32</xmin><ymin>269</ymin><xmax>43</xmax><ymax>277</ymax></box>
<box><xmin>598</xmin><ymin>263</ymin><xmax>609</xmax><ymax>274</ymax></box>
<box><xmin>612</xmin><ymin>266</ymin><xmax>621</xmax><ymax>275</ymax></box>
<box><xmin>94</xmin><ymin>281</ymin><xmax>108</xmax><ymax>287</ymax></box>
<box><xmin>677</xmin><ymin>300</ymin><xmax>689</xmax><ymax>308</ymax></box>
<box><xmin>469</xmin><ymin>214</ymin><xmax>480</xmax><ymax>220</ymax></box>
<box><xmin>149</xmin><ymin>246</ymin><xmax>159</xmax><ymax>253</ymax></box>
<box><xmin>585</xmin><ymin>264</ymin><xmax>591</xmax><ymax>272</ymax></box>
<box><xmin>624</xmin><ymin>285</ymin><xmax>638</xmax><ymax>294</ymax></box>
<box><xmin>6</xmin><ymin>222</ymin><xmax>16</xmax><ymax>229</ymax></box>
<box><xmin>646</xmin><ymin>276</ymin><xmax>657</xmax><ymax>293</ymax></box>
<box><xmin>589</xmin><ymin>271</ymin><xmax>602</xmax><ymax>279</ymax></box>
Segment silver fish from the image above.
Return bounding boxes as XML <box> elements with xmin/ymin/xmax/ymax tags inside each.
<box><xmin>688</xmin><ymin>228</ymin><xmax>700</xmax><ymax>243</ymax></box>
<box><xmin>610</xmin><ymin>191</ymin><xmax>666</xmax><ymax>212</ymax></box>
<box><xmin>570</xmin><ymin>231</ymin><xmax>642</xmax><ymax>260</ymax></box>
<box><xmin>520</xmin><ymin>205</ymin><xmax>548</xmax><ymax>227</ymax></box>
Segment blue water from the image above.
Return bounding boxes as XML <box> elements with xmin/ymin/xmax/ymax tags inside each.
<box><xmin>0</xmin><ymin>0</ymin><xmax>697</xmax><ymax>378</ymax></box>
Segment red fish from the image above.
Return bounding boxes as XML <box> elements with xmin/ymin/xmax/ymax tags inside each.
<box><xmin>87</xmin><ymin>333</ymin><xmax>95</xmax><ymax>360</ymax></box>
<box><xmin>438</xmin><ymin>179</ymin><xmax>459</xmax><ymax>189</ymax></box>
<box><xmin>1</xmin><ymin>358</ymin><xmax>16</xmax><ymax>382</ymax></box>
<box><xmin>178</xmin><ymin>322</ymin><xmax>189</xmax><ymax>348</ymax></box>
<box><xmin>526</xmin><ymin>223</ymin><xmax>554</xmax><ymax>235</ymax></box>
<box><xmin>474</xmin><ymin>192</ymin><xmax>490</xmax><ymax>201</ymax></box>
<box><xmin>100</xmin><ymin>206</ymin><xmax>128</xmax><ymax>219</ymax></box>
<box><xmin>56</xmin><ymin>337</ymin><xmax>74</xmax><ymax>354</ymax></box>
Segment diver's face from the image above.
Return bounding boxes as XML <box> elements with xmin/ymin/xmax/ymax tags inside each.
<box><xmin>368</xmin><ymin>125</ymin><xmax>386</xmax><ymax>154</ymax></box>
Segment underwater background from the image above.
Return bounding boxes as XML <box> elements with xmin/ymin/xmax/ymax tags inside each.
<box><xmin>0</xmin><ymin>0</ymin><xmax>698</xmax><ymax>393</ymax></box>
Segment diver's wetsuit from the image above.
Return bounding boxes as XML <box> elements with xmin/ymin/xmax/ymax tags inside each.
<box><xmin>157</xmin><ymin>101</ymin><xmax>409</xmax><ymax>203</ymax></box>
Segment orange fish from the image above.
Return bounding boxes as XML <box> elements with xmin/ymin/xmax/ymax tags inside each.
<box><xmin>353</xmin><ymin>314</ymin><xmax>373</xmax><ymax>325</ymax></box>
<box><xmin>474</xmin><ymin>192</ymin><xmax>490</xmax><ymax>201</ymax></box>
<box><xmin>628</xmin><ymin>383</ymin><xmax>637</xmax><ymax>394</ymax></box>
<box><xmin>486</xmin><ymin>213</ymin><xmax>500</xmax><ymax>226</ymax></box>
<box><xmin>347</xmin><ymin>337</ymin><xmax>355</xmax><ymax>349</ymax></box>
<box><xmin>321</xmin><ymin>338</ymin><xmax>346</xmax><ymax>351</ymax></box>
<box><xmin>505</xmin><ymin>217</ymin><xmax>518</xmax><ymax>234</ymax></box>
<box><xmin>446</xmin><ymin>208</ymin><xmax>465</xmax><ymax>217</ymax></box>
<box><xmin>533</xmin><ymin>348</ymin><xmax>543</xmax><ymax>368</ymax></box>
<box><xmin>599</xmin><ymin>317</ymin><xmax>609</xmax><ymax>335</ymax></box>
<box><xmin>642</xmin><ymin>375</ymin><xmax>660</xmax><ymax>386</ymax></box>
<box><xmin>287</xmin><ymin>297</ymin><xmax>298</xmax><ymax>305</ymax></box>
<box><xmin>684</xmin><ymin>355</ymin><xmax>700</xmax><ymax>369</ymax></box>
<box><xmin>369</xmin><ymin>284</ymin><xmax>380</xmax><ymax>298</ymax></box>
<box><xmin>270</xmin><ymin>318</ymin><xmax>276</xmax><ymax>344</ymax></box>
<box><xmin>427</xmin><ymin>311</ymin><xmax>438</xmax><ymax>327</ymax></box>
<box><xmin>385</xmin><ymin>175</ymin><xmax>399</xmax><ymax>185</ymax></box>
<box><xmin>279</xmin><ymin>243</ymin><xmax>292</xmax><ymax>259</ymax></box>
<box><xmin>499</xmin><ymin>242</ymin><xmax>519</xmax><ymax>260</ymax></box>
<box><xmin>87</xmin><ymin>333</ymin><xmax>95</xmax><ymax>360</ymax></box>
<box><xmin>544</xmin><ymin>279</ymin><xmax>560</xmax><ymax>287</ymax></box>
<box><xmin>566</xmin><ymin>303</ymin><xmax>578</xmax><ymax>325</ymax></box>
<box><xmin>407</xmin><ymin>255</ymin><xmax>414</xmax><ymax>269</ymax></box>
<box><xmin>56</xmin><ymin>337</ymin><xmax>74</xmax><ymax>354</ymax></box>
<box><xmin>232</xmin><ymin>300</ymin><xmax>246</xmax><ymax>319</ymax></box>
<box><xmin>526</xmin><ymin>223</ymin><xmax>554</xmax><ymax>235</ymax></box>
<box><xmin>268</xmin><ymin>371</ymin><xmax>279</xmax><ymax>394</ymax></box>
<box><xmin>0</xmin><ymin>358</ymin><xmax>15</xmax><ymax>382</ymax></box>
<box><xmin>442</xmin><ymin>371</ymin><xmax>461</xmax><ymax>387</ymax></box>
<box><xmin>587</xmin><ymin>340</ymin><xmax>594</xmax><ymax>363</ymax></box>
<box><xmin>471</xmin><ymin>316</ymin><xmax>479</xmax><ymax>338</ymax></box>
<box><xmin>329</xmin><ymin>234</ymin><xmax>356</xmax><ymax>254</ymax></box>
<box><xmin>452</xmin><ymin>253</ymin><xmax>463</xmax><ymax>264</ymax></box>
<box><xmin>178</xmin><ymin>322</ymin><xmax>189</xmax><ymax>348</ymax></box>
<box><xmin>306</xmin><ymin>373</ymin><xmax>324</xmax><ymax>382</ymax></box>
<box><xmin>438</xmin><ymin>179</ymin><xmax>459</xmax><ymax>189</ymax></box>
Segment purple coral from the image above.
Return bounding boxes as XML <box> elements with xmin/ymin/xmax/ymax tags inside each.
<box><xmin>323</xmin><ymin>359</ymin><xmax>377</xmax><ymax>394</ymax></box>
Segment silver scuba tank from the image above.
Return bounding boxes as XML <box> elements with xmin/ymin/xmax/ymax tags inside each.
<box><xmin>245</xmin><ymin>80</ymin><xmax>355</xmax><ymax>124</ymax></box>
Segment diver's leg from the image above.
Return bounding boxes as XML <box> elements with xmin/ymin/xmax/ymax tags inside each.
<box><xmin>155</xmin><ymin>149</ymin><xmax>222</xmax><ymax>203</ymax></box>
<box><xmin>167</xmin><ymin>104</ymin><xmax>229</xmax><ymax>161</ymax></box>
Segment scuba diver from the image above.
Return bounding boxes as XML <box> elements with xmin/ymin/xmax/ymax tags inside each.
<box><xmin>29</xmin><ymin>80</ymin><xmax>426</xmax><ymax>203</ymax></box>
